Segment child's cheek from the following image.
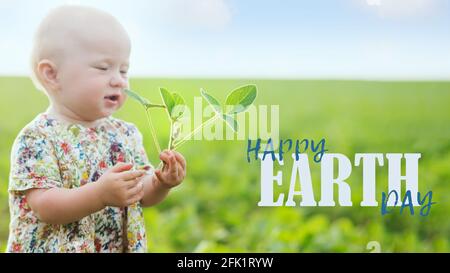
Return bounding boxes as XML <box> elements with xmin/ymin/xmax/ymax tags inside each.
<box><xmin>116</xmin><ymin>96</ymin><xmax>126</xmax><ymax>109</ymax></box>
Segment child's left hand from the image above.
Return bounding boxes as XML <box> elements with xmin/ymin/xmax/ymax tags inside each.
<box><xmin>154</xmin><ymin>150</ymin><xmax>186</xmax><ymax>189</ymax></box>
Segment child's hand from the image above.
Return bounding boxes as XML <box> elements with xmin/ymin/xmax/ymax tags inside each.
<box><xmin>97</xmin><ymin>162</ymin><xmax>146</xmax><ymax>207</ymax></box>
<box><xmin>154</xmin><ymin>150</ymin><xmax>186</xmax><ymax>189</ymax></box>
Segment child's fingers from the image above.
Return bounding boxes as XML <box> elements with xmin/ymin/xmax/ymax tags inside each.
<box><xmin>169</xmin><ymin>152</ymin><xmax>185</xmax><ymax>178</ymax></box>
<box><xmin>155</xmin><ymin>169</ymin><xmax>165</xmax><ymax>184</ymax></box>
<box><xmin>159</xmin><ymin>151</ymin><xmax>171</xmax><ymax>166</ymax></box>
<box><xmin>173</xmin><ymin>152</ymin><xmax>186</xmax><ymax>170</ymax></box>
<box><xmin>169</xmin><ymin>153</ymin><xmax>178</xmax><ymax>168</ymax></box>
<box><xmin>161</xmin><ymin>152</ymin><xmax>177</xmax><ymax>173</ymax></box>
<box><xmin>163</xmin><ymin>153</ymin><xmax>178</xmax><ymax>177</ymax></box>
<box><xmin>127</xmin><ymin>188</ymin><xmax>145</xmax><ymax>205</ymax></box>
<box><xmin>120</xmin><ymin>170</ymin><xmax>146</xmax><ymax>181</ymax></box>
<box><xmin>110</xmin><ymin>162</ymin><xmax>133</xmax><ymax>173</ymax></box>
<box><xmin>159</xmin><ymin>151</ymin><xmax>185</xmax><ymax>181</ymax></box>
<box><xmin>127</xmin><ymin>180</ymin><xmax>144</xmax><ymax>197</ymax></box>
<box><xmin>124</xmin><ymin>177</ymin><xmax>141</xmax><ymax>189</ymax></box>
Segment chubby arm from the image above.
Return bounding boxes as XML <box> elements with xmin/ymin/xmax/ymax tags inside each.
<box><xmin>25</xmin><ymin>183</ymin><xmax>105</xmax><ymax>225</ymax></box>
<box><xmin>140</xmin><ymin>151</ymin><xmax>186</xmax><ymax>207</ymax></box>
<box><xmin>26</xmin><ymin>163</ymin><xmax>146</xmax><ymax>225</ymax></box>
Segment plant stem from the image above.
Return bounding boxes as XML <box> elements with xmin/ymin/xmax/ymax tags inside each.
<box><xmin>168</xmin><ymin>119</ymin><xmax>174</xmax><ymax>150</ymax></box>
<box><xmin>172</xmin><ymin>114</ymin><xmax>220</xmax><ymax>151</ymax></box>
<box><xmin>147</xmin><ymin>103</ymin><xmax>166</xmax><ymax>108</ymax></box>
<box><xmin>144</xmin><ymin>107</ymin><xmax>161</xmax><ymax>154</ymax></box>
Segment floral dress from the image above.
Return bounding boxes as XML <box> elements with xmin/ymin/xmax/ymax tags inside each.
<box><xmin>7</xmin><ymin>113</ymin><xmax>152</xmax><ymax>253</ymax></box>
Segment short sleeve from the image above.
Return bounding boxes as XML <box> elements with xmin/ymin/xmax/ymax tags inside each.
<box><xmin>9</xmin><ymin>132</ymin><xmax>62</xmax><ymax>193</ymax></box>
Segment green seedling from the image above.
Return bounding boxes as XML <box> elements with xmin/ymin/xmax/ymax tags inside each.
<box><xmin>124</xmin><ymin>84</ymin><xmax>258</xmax><ymax>166</ymax></box>
<box><xmin>124</xmin><ymin>85</ymin><xmax>256</xmax><ymax>249</ymax></box>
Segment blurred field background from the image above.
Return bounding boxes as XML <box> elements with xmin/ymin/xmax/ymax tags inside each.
<box><xmin>0</xmin><ymin>76</ymin><xmax>449</xmax><ymax>252</ymax></box>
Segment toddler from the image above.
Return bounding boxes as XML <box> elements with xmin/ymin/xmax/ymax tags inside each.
<box><xmin>7</xmin><ymin>5</ymin><xmax>186</xmax><ymax>253</ymax></box>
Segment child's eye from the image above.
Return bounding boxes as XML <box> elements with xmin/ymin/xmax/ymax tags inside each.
<box><xmin>96</xmin><ymin>67</ymin><xmax>108</xmax><ymax>71</ymax></box>
<box><xmin>120</xmin><ymin>70</ymin><xmax>128</xmax><ymax>75</ymax></box>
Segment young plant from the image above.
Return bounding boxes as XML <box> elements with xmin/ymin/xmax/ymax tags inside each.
<box><xmin>159</xmin><ymin>87</ymin><xmax>187</xmax><ymax>150</ymax></box>
<box><xmin>124</xmin><ymin>89</ymin><xmax>166</xmax><ymax>154</ymax></box>
<box><xmin>124</xmin><ymin>84</ymin><xmax>258</xmax><ymax>160</ymax></box>
<box><xmin>173</xmin><ymin>84</ymin><xmax>257</xmax><ymax>150</ymax></box>
<box><xmin>122</xmin><ymin>85</ymin><xmax>256</xmax><ymax>252</ymax></box>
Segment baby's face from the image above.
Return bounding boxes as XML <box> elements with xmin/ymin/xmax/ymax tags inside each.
<box><xmin>54</xmin><ymin>27</ymin><xmax>131</xmax><ymax>122</ymax></box>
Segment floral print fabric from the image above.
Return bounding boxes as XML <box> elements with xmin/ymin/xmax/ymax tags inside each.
<box><xmin>7</xmin><ymin>113</ymin><xmax>151</xmax><ymax>252</ymax></box>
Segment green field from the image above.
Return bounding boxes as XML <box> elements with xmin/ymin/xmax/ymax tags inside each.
<box><xmin>1</xmin><ymin>77</ymin><xmax>449</xmax><ymax>252</ymax></box>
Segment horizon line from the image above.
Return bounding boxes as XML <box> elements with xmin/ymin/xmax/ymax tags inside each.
<box><xmin>1</xmin><ymin>74</ymin><xmax>449</xmax><ymax>82</ymax></box>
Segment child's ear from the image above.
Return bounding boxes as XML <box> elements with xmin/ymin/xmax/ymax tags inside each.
<box><xmin>37</xmin><ymin>59</ymin><xmax>60</xmax><ymax>92</ymax></box>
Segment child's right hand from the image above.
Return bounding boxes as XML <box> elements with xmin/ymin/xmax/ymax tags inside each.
<box><xmin>97</xmin><ymin>162</ymin><xmax>146</xmax><ymax>208</ymax></box>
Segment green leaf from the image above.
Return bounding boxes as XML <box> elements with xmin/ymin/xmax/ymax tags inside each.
<box><xmin>171</xmin><ymin>93</ymin><xmax>186</xmax><ymax>120</ymax></box>
<box><xmin>124</xmin><ymin>89</ymin><xmax>166</xmax><ymax>109</ymax></box>
<box><xmin>124</xmin><ymin>89</ymin><xmax>151</xmax><ymax>108</ymax></box>
<box><xmin>225</xmin><ymin>84</ymin><xmax>257</xmax><ymax>114</ymax></box>
<box><xmin>160</xmin><ymin>87</ymin><xmax>175</xmax><ymax>114</ymax></box>
<box><xmin>201</xmin><ymin>88</ymin><xmax>222</xmax><ymax>114</ymax></box>
<box><xmin>222</xmin><ymin>114</ymin><xmax>238</xmax><ymax>132</ymax></box>
<box><xmin>173</xmin><ymin>93</ymin><xmax>185</xmax><ymax>107</ymax></box>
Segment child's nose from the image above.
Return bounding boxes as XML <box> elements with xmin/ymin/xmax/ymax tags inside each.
<box><xmin>110</xmin><ymin>75</ymin><xmax>128</xmax><ymax>88</ymax></box>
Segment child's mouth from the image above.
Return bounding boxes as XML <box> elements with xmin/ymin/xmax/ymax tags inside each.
<box><xmin>104</xmin><ymin>95</ymin><xmax>120</xmax><ymax>103</ymax></box>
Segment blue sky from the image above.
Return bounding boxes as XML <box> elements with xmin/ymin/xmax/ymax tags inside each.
<box><xmin>0</xmin><ymin>0</ymin><xmax>449</xmax><ymax>79</ymax></box>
